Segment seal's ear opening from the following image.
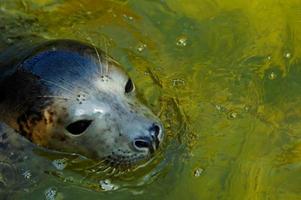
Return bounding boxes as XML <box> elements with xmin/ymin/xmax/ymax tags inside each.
<box><xmin>0</xmin><ymin>87</ymin><xmax>4</xmax><ymax>102</ymax></box>
<box><xmin>66</xmin><ymin>120</ymin><xmax>92</xmax><ymax>135</ymax></box>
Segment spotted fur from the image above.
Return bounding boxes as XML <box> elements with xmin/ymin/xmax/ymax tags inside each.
<box><xmin>0</xmin><ymin>39</ymin><xmax>164</xmax><ymax>168</ymax></box>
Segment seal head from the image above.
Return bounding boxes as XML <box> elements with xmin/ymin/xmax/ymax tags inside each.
<box><xmin>0</xmin><ymin>40</ymin><xmax>164</xmax><ymax>167</ymax></box>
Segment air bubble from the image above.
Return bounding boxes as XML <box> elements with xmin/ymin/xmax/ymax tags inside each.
<box><xmin>215</xmin><ymin>104</ymin><xmax>226</xmax><ymax>112</ymax></box>
<box><xmin>215</xmin><ymin>105</ymin><xmax>222</xmax><ymax>111</ymax></box>
<box><xmin>172</xmin><ymin>79</ymin><xmax>185</xmax><ymax>87</ymax></box>
<box><xmin>194</xmin><ymin>168</ymin><xmax>204</xmax><ymax>177</ymax></box>
<box><xmin>63</xmin><ymin>176</ymin><xmax>74</xmax><ymax>183</ymax></box>
<box><xmin>228</xmin><ymin>111</ymin><xmax>238</xmax><ymax>119</ymax></box>
<box><xmin>99</xmin><ymin>179</ymin><xmax>118</xmax><ymax>191</ymax></box>
<box><xmin>176</xmin><ymin>36</ymin><xmax>188</xmax><ymax>47</ymax></box>
<box><xmin>268</xmin><ymin>72</ymin><xmax>277</xmax><ymax>80</ymax></box>
<box><xmin>284</xmin><ymin>52</ymin><xmax>291</xmax><ymax>58</ymax></box>
<box><xmin>6</xmin><ymin>38</ymin><xmax>13</xmax><ymax>44</ymax></box>
<box><xmin>52</xmin><ymin>159</ymin><xmax>68</xmax><ymax>170</ymax></box>
<box><xmin>45</xmin><ymin>187</ymin><xmax>57</xmax><ymax>200</ymax></box>
<box><xmin>123</xmin><ymin>14</ymin><xmax>133</xmax><ymax>21</ymax></box>
<box><xmin>244</xmin><ymin>105</ymin><xmax>250</xmax><ymax>112</ymax></box>
<box><xmin>22</xmin><ymin>170</ymin><xmax>31</xmax><ymax>180</ymax></box>
<box><xmin>137</xmin><ymin>43</ymin><xmax>147</xmax><ymax>52</ymax></box>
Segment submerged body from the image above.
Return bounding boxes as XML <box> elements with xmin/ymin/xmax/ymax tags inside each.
<box><xmin>0</xmin><ymin>39</ymin><xmax>164</xmax><ymax>167</ymax></box>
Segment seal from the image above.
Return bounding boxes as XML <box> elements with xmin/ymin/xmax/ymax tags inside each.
<box><xmin>0</xmin><ymin>39</ymin><xmax>164</xmax><ymax>167</ymax></box>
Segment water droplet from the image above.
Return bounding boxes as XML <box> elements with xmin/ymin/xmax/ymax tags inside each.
<box><xmin>99</xmin><ymin>179</ymin><xmax>118</xmax><ymax>191</ymax></box>
<box><xmin>137</xmin><ymin>43</ymin><xmax>147</xmax><ymax>52</ymax></box>
<box><xmin>267</xmin><ymin>56</ymin><xmax>272</xmax><ymax>61</ymax></box>
<box><xmin>52</xmin><ymin>159</ymin><xmax>68</xmax><ymax>170</ymax></box>
<box><xmin>176</xmin><ymin>36</ymin><xmax>187</xmax><ymax>47</ymax></box>
<box><xmin>22</xmin><ymin>170</ymin><xmax>31</xmax><ymax>180</ymax></box>
<box><xmin>45</xmin><ymin>187</ymin><xmax>57</xmax><ymax>200</ymax></box>
<box><xmin>194</xmin><ymin>168</ymin><xmax>204</xmax><ymax>177</ymax></box>
<box><xmin>228</xmin><ymin>111</ymin><xmax>238</xmax><ymax>119</ymax></box>
<box><xmin>123</xmin><ymin>14</ymin><xmax>133</xmax><ymax>21</ymax></box>
<box><xmin>268</xmin><ymin>72</ymin><xmax>277</xmax><ymax>80</ymax></box>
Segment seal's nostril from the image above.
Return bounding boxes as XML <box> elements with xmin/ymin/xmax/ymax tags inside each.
<box><xmin>133</xmin><ymin>124</ymin><xmax>163</xmax><ymax>154</ymax></box>
<box><xmin>150</xmin><ymin>123</ymin><xmax>163</xmax><ymax>142</ymax></box>
<box><xmin>153</xmin><ymin>125</ymin><xmax>160</xmax><ymax>138</ymax></box>
<box><xmin>133</xmin><ymin>137</ymin><xmax>155</xmax><ymax>154</ymax></box>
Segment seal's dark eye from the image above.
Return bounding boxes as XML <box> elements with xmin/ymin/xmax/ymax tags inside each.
<box><xmin>125</xmin><ymin>78</ymin><xmax>134</xmax><ymax>93</ymax></box>
<box><xmin>66</xmin><ymin>120</ymin><xmax>92</xmax><ymax>135</ymax></box>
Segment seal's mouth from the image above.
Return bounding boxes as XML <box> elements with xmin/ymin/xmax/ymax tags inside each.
<box><xmin>103</xmin><ymin>153</ymin><xmax>150</xmax><ymax>169</ymax></box>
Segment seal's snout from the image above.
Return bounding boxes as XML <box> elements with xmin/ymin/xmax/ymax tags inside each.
<box><xmin>132</xmin><ymin>123</ymin><xmax>164</xmax><ymax>154</ymax></box>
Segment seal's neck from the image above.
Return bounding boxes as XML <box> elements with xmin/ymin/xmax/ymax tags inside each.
<box><xmin>0</xmin><ymin>69</ymin><xmax>50</xmax><ymax>134</ymax></box>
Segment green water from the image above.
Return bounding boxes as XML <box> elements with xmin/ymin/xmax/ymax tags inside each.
<box><xmin>1</xmin><ymin>0</ymin><xmax>301</xmax><ymax>199</ymax></box>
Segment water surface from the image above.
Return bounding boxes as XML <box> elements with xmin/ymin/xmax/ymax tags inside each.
<box><xmin>1</xmin><ymin>0</ymin><xmax>301</xmax><ymax>199</ymax></box>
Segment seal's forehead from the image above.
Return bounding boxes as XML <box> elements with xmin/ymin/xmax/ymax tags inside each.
<box><xmin>93</xmin><ymin>64</ymin><xmax>130</xmax><ymax>94</ymax></box>
<box><xmin>108</xmin><ymin>63</ymin><xmax>129</xmax><ymax>82</ymax></box>
<box><xmin>21</xmin><ymin>47</ymin><xmax>128</xmax><ymax>80</ymax></box>
<box><xmin>21</xmin><ymin>50</ymin><xmax>99</xmax><ymax>78</ymax></box>
<box><xmin>19</xmin><ymin>40</ymin><xmax>131</xmax><ymax>94</ymax></box>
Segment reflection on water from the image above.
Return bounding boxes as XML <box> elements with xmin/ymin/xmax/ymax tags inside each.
<box><xmin>1</xmin><ymin>0</ymin><xmax>301</xmax><ymax>199</ymax></box>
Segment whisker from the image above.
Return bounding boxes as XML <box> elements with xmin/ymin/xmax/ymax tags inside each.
<box><xmin>85</xmin><ymin>159</ymin><xmax>106</xmax><ymax>170</ymax></box>
<box><xmin>37</xmin><ymin>96</ymin><xmax>71</xmax><ymax>100</ymax></box>
<box><xmin>78</xmin><ymin>160</ymin><xmax>107</xmax><ymax>182</ymax></box>
<box><xmin>70</xmin><ymin>58</ymin><xmax>103</xmax><ymax>93</ymax></box>
<box><xmin>102</xmin><ymin>166</ymin><xmax>113</xmax><ymax>173</ymax></box>
<box><xmin>94</xmin><ymin>46</ymin><xmax>103</xmax><ymax>77</ymax></box>
<box><xmin>103</xmin><ymin>38</ymin><xmax>109</xmax><ymax>76</ymax></box>
<box><xmin>80</xmin><ymin>32</ymin><xmax>104</xmax><ymax>77</ymax></box>
<box><xmin>57</xmin><ymin>77</ymin><xmax>88</xmax><ymax>96</ymax></box>
<box><xmin>72</xmin><ymin>52</ymin><xmax>98</xmax><ymax>79</ymax></box>
<box><xmin>41</xmin><ymin>79</ymin><xmax>75</xmax><ymax>95</ymax></box>
<box><xmin>113</xmin><ymin>169</ymin><xmax>123</xmax><ymax>177</ymax></box>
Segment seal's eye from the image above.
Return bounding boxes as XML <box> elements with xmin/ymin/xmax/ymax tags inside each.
<box><xmin>66</xmin><ymin>120</ymin><xmax>92</xmax><ymax>135</ymax></box>
<box><xmin>125</xmin><ymin>78</ymin><xmax>134</xmax><ymax>93</ymax></box>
